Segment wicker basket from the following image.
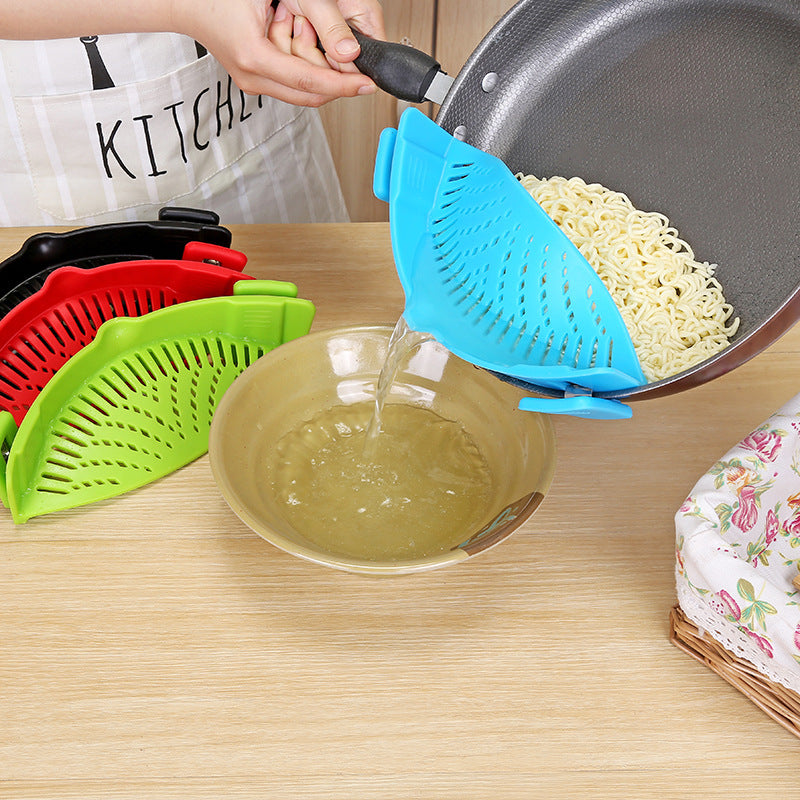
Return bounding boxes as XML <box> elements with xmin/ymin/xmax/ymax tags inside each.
<box><xmin>673</xmin><ymin>392</ymin><xmax>800</xmax><ymax>735</ymax></box>
<box><xmin>670</xmin><ymin>605</ymin><xmax>800</xmax><ymax>739</ymax></box>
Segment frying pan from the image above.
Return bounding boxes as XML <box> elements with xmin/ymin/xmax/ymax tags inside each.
<box><xmin>356</xmin><ymin>0</ymin><xmax>800</xmax><ymax>402</ymax></box>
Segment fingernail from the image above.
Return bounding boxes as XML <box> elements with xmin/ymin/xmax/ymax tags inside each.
<box><xmin>293</xmin><ymin>15</ymin><xmax>304</xmax><ymax>36</ymax></box>
<box><xmin>358</xmin><ymin>83</ymin><xmax>377</xmax><ymax>95</ymax></box>
<box><xmin>336</xmin><ymin>38</ymin><xmax>360</xmax><ymax>56</ymax></box>
<box><xmin>274</xmin><ymin>3</ymin><xmax>288</xmax><ymax>22</ymax></box>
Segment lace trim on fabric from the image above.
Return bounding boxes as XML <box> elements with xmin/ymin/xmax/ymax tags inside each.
<box><xmin>676</xmin><ymin>573</ymin><xmax>800</xmax><ymax>696</ymax></box>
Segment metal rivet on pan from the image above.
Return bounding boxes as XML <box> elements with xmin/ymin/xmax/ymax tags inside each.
<box><xmin>453</xmin><ymin>125</ymin><xmax>467</xmax><ymax>141</ymax></box>
<box><xmin>481</xmin><ymin>72</ymin><xmax>499</xmax><ymax>93</ymax></box>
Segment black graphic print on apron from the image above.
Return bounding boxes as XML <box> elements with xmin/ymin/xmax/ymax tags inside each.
<box><xmin>79</xmin><ymin>36</ymin><xmax>115</xmax><ymax>90</ymax></box>
<box><xmin>79</xmin><ymin>36</ymin><xmax>209</xmax><ymax>90</ymax></box>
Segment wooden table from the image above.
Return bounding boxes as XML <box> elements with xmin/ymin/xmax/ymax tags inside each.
<box><xmin>1</xmin><ymin>223</ymin><xmax>797</xmax><ymax>799</ymax></box>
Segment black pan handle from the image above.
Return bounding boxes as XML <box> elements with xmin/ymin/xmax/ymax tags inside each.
<box><xmin>350</xmin><ymin>29</ymin><xmax>443</xmax><ymax>103</ymax></box>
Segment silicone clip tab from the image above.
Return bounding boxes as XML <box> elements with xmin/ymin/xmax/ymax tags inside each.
<box><xmin>373</xmin><ymin>126</ymin><xmax>398</xmax><ymax>203</ymax></box>
<box><xmin>158</xmin><ymin>206</ymin><xmax>221</xmax><ymax>225</ymax></box>
<box><xmin>181</xmin><ymin>241</ymin><xmax>248</xmax><ymax>271</ymax></box>
<box><xmin>233</xmin><ymin>279</ymin><xmax>299</xmax><ymax>298</ymax></box>
<box><xmin>518</xmin><ymin>395</ymin><xmax>632</xmax><ymax>420</ymax></box>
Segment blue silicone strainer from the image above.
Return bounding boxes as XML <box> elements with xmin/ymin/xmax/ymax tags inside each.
<box><xmin>373</xmin><ymin>108</ymin><xmax>646</xmax><ymax>419</ymax></box>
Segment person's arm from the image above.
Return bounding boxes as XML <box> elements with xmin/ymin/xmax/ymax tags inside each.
<box><xmin>182</xmin><ymin>0</ymin><xmax>386</xmax><ymax>105</ymax></box>
<box><xmin>0</xmin><ymin>0</ymin><xmax>167</xmax><ymax>40</ymax></box>
<box><xmin>0</xmin><ymin>0</ymin><xmax>386</xmax><ymax>107</ymax></box>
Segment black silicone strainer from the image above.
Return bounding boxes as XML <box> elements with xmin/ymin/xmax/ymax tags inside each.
<box><xmin>0</xmin><ymin>206</ymin><xmax>231</xmax><ymax>318</ymax></box>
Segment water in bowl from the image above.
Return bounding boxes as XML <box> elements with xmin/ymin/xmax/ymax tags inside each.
<box><xmin>267</xmin><ymin>401</ymin><xmax>493</xmax><ymax>561</ymax></box>
<box><xmin>266</xmin><ymin>318</ymin><xmax>495</xmax><ymax>562</ymax></box>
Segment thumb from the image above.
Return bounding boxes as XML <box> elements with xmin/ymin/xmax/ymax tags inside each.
<box><xmin>299</xmin><ymin>0</ymin><xmax>361</xmax><ymax>61</ymax></box>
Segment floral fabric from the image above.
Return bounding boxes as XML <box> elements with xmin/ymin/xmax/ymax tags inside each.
<box><xmin>675</xmin><ymin>392</ymin><xmax>800</xmax><ymax>694</ymax></box>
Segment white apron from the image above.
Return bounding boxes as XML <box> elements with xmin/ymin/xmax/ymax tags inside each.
<box><xmin>0</xmin><ymin>33</ymin><xmax>349</xmax><ymax>226</ymax></box>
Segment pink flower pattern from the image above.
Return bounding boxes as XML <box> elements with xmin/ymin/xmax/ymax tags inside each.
<box><xmin>765</xmin><ymin>509</ymin><xmax>779</xmax><ymax>546</ymax></box>
<box><xmin>745</xmin><ymin>628</ymin><xmax>775</xmax><ymax>659</ymax></box>
<box><xmin>741</xmin><ymin>430</ymin><xmax>783</xmax><ymax>462</ymax></box>
<box><xmin>731</xmin><ymin>484</ymin><xmax>758</xmax><ymax>532</ymax></box>
<box><xmin>785</xmin><ymin>504</ymin><xmax>800</xmax><ymax>539</ymax></box>
<box><xmin>717</xmin><ymin>590</ymin><xmax>741</xmax><ymax>620</ymax></box>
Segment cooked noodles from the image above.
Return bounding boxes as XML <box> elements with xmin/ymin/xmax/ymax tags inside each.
<box><xmin>517</xmin><ymin>174</ymin><xmax>739</xmax><ymax>383</ymax></box>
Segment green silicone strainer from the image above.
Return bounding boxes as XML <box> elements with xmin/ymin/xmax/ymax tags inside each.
<box><xmin>0</xmin><ymin>280</ymin><xmax>315</xmax><ymax>523</ymax></box>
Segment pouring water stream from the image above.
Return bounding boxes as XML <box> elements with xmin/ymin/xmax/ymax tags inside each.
<box><xmin>363</xmin><ymin>315</ymin><xmax>434</xmax><ymax>455</ymax></box>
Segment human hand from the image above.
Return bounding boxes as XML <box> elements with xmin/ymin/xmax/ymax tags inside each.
<box><xmin>276</xmin><ymin>0</ymin><xmax>385</xmax><ymax>68</ymax></box>
<box><xmin>174</xmin><ymin>0</ymin><xmax>385</xmax><ymax>107</ymax></box>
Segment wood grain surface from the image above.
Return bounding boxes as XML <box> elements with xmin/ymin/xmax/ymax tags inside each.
<box><xmin>1</xmin><ymin>223</ymin><xmax>798</xmax><ymax>799</ymax></box>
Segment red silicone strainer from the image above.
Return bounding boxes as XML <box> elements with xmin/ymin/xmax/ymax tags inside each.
<box><xmin>0</xmin><ymin>241</ymin><xmax>252</xmax><ymax>424</ymax></box>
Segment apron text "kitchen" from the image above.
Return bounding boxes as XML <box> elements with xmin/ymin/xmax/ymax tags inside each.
<box><xmin>95</xmin><ymin>75</ymin><xmax>266</xmax><ymax>180</ymax></box>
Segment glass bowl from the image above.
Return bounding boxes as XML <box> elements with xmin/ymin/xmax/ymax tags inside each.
<box><xmin>208</xmin><ymin>325</ymin><xmax>556</xmax><ymax>575</ymax></box>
